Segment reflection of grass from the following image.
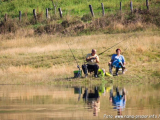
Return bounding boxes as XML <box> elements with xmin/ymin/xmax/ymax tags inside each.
<box><xmin>153</xmin><ymin>83</ymin><xmax>160</xmax><ymax>90</ymax></box>
<box><xmin>124</xmin><ymin>85</ymin><xmax>160</xmax><ymax>110</ymax></box>
<box><xmin>0</xmin><ymin>97</ymin><xmax>78</xmax><ymax>105</ymax></box>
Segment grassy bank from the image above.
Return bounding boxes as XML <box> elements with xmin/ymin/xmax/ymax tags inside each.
<box><xmin>0</xmin><ymin>31</ymin><xmax>160</xmax><ymax>85</ymax></box>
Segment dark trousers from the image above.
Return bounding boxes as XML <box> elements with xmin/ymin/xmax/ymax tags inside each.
<box><xmin>83</xmin><ymin>87</ymin><xmax>99</xmax><ymax>102</ymax></box>
<box><xmin>82</xmin><ymin>64</ymin><xmax>99</xmax><ymax>76</ymax></box>
<box><xmin>109</xmin><ymin>62</ymin><xmax>124</xmax><ymax>74</ymax></box>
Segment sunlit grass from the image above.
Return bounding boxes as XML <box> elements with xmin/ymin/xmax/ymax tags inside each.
<box><xmin>0</xmin><ymin>0</ymin><xmax>159</xmax><ymax>19</ymax></box>
<box><xmin>0</xmin><ymin>30</ymin><xmax>159</xmax><ymax>85</ymax></box>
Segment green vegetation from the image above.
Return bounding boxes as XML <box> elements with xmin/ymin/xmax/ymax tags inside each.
<box><xmin>0</xmin><ymin>0</ymin><xmax>160</xmax><ymax>18</ymax></box>
<box><xmin>0</xmin><ymin>0</ymin><xmax>160</xmax><ymax>35</ymax></box>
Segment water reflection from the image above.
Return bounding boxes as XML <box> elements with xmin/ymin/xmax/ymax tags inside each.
<box><xmin>82</xmin><ymin>87</ymin><xmax>100</xmax><ymax>116</ymax></box>
<box><xmin>81</xmin><ymin>86</ymin><xmax>126</xmax><ymax>117</ymax></box>
<box><xmin>74</xmin><ymin>87</ymin><xmax>82</xmax><ymax>101</ymax></box>
<box><xmin>0</xmin><ymin>84</ymin><xmax>159</xmax><ymax>120</ymax></box>
<box><xmin>109</xmin><ymin>87</ymin><xmax>126</xmax><ymax>115</ymax></box>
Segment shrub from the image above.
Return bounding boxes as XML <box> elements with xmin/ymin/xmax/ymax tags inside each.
<box><xmin>81</xmin><ymin>14</ymin><xmax>92</xmax><ymax>22</ymax></box>
<box><xmin>0</xmin><ymin>19</ymin><xmax>18</xmax><ymax>34</ymax></box>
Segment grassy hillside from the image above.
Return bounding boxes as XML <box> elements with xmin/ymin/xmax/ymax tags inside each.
<box><xmin>0</xmin><ymin>0</ymin><xmax>160</xmax><ymax>36</ymax></box>
<box><xmin>0</xmin><ymin>0</ymin><xmax>160</xmax><ymax>18</ymax></box>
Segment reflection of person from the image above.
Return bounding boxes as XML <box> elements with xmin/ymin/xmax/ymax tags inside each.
<box><xmin>109</xmin><ymin>87</ymin><xmax>126</xmax><ymax>115</ymax></box>
<box><xmin>83</xmin><ymin>87</ymin><xmax>100</xmax><ymax>116</ymax></box>
<box><xmin>83</xmin><ymin>88</ymin><xmax>88</xmax><ymax>103</ymax></box>
<box><xmin>83</xmin><ymin>87</ymin><xmax>99</xmax><ymax>102</ymax></box>
<box><xmin>92</xmin><ymin>97</ymin><xmax>100</xmax><ymax>116</ymax></box>
<box><xmin>108</xmin><ymin>49</ymin><xmax>125</xmax><ymax>76</ymax></box>
<box><xmin>82</xmin><ymin>49</ymin><xmax>99</xmax><ymax>78</ymax></box>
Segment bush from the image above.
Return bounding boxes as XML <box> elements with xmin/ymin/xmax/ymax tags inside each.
<box><xmin>81</xmin><ymin>14</ymin><xmax>92</xmax><ymax>22</ymax></box>
<box><xmin>0</xmin><ymin>19</ymin><xmax>18</xmax><ymax>34</ymax></box>
<box><xmin>0</xmin><ymin>8</ymin><xmax>160</xmax><ymax>35</ymax></box>
<box><xmin>61</xmin><ymin>20</ymin><xmax>69</xmax><ymax>28</ymax></box>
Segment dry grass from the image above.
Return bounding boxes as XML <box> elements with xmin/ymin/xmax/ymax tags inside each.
<box><xmin>0</xmin><ymin>30</ymin><xmax>160</xmax><ymax>84</ymax></box>
<box><xmin>1</xmin><ymin>9</ymin><xmax>160</xmax><ymax>36</ymax></box>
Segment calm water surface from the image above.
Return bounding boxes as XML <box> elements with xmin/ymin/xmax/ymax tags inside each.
<box><xmin>0</xmin><ymin>84</ymin><xmax>160</xmax><ymax>120</ymax></box>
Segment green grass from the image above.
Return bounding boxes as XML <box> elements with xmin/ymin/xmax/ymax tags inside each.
<box><xmin>0</xmin><ymin>0</ymin><xmax>160</xmax><ymax>36</ymax></box>
<box><xmin>0</xmin><ymin>0</ymin><xmax>160</xmax><ymax>19</ymax></box>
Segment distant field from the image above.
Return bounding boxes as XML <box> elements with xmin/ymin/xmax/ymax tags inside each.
<box><xmin>0</xmin><ymin>0</ymin><xmax>160</xmax><ymax>19</ymax></box>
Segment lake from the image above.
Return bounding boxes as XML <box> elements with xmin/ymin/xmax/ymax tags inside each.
<box><xmin>0</xmin><ymin>83</ymin><xmax>160</xmax><ymax>120</ymax></box>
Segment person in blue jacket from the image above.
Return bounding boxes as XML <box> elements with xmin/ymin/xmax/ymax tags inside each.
<box><xmin>108</xmin><ymin>48</ymin><xmax>126</xmax><ymax>76</ymax></box>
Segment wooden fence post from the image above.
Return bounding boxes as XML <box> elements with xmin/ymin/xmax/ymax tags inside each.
<box><xmin>130</xmin><ymin>1</ymin><xmax>133</xmax><ymax>13</ymax></box>
<box><xmin>89</xmin><ymin>5</ymin><xmax>94</xmax><ymax>17</ymax></box>
<box><xmin>146</xmin><ymin>0</ymin><xmax>149</xmax><ymax>10</ymax></box>
<box><xmin>101</xmin><ymin>3</ymin><xmax>105</xmax><ymax>16</ymax></box>
<box><xmin>19</xmin><ymin>11</ymin><xmax>22</xmax><ymax>22</ymax></box>
<box><xmin>58</xmin><ymin>8</ymin><xmax>62</xmax><ymax>18</ymax></box>
<box><xmin>33</xmin><ymin>9</ymin><xmax>37</xmax><ymax>21</ymax></box>
<box><xmin>4</xmin><ymin>14</ymin><xmax>7</xmax><ymax>22</ymax></box>
<box><xmin>46</xmin><ymin>8</ymin><xmax>48</xmax><ymax>18</ymax></box>
<box><xmin>120</xmin><ymin>2</ymin><xmax>122</xmax><ymax>11</ymax></box>
<box><xmin>52</xmin><ymin>0</ymin><xmax>57</xmax><ymax>15</ymax></box>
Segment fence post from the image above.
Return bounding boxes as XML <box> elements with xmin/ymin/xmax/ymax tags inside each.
<box><xmin>120</xmin><ymin>2</ymin><xmax>122</xmax><ymax>11</ymax></box>
<box><xmin>89</xmin><ymin>5</ymin><xmax>94</xmax><ymax>17</ymax></box>
<box><xmin>101</xmin><ymin>3</ymin><xmax>105</xmax><ymax>16</ymax></box>
<box><xmin>4</xmin><ymin>14</ymin><xmax>7</xmax><ymax>22</ymax></box>
<box><xmin>52</xmin><ymin>0</ymin><xmax>57</xmax><ymax>15</ymax></box>
<box><xmin>46</xmin><ymin>8</ymin><xmax>48</xmax><ymax>18</ymax></box>
<box><xmin>146</xmin><ymin>0</ymin><xmax>149</xmax><ymax>10</ymax></box>
<box><xmin>19</xmin><ymin>11</ymin><xmax>22</xmax><ymax>22</ymax></box>
<box><xmin>58</xmin><ymin>8</ymin><xmax>62</xmax><ymax>18</ymax></box>
<box><xmin>130</xmin><ymin>1</ymin><xmax>133</xmax><ymax>13</ymax></box>
<box><xmin>33</xmin><ymin>9</ymin><xmax>37</xmax><ymax>21</ymax></box>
